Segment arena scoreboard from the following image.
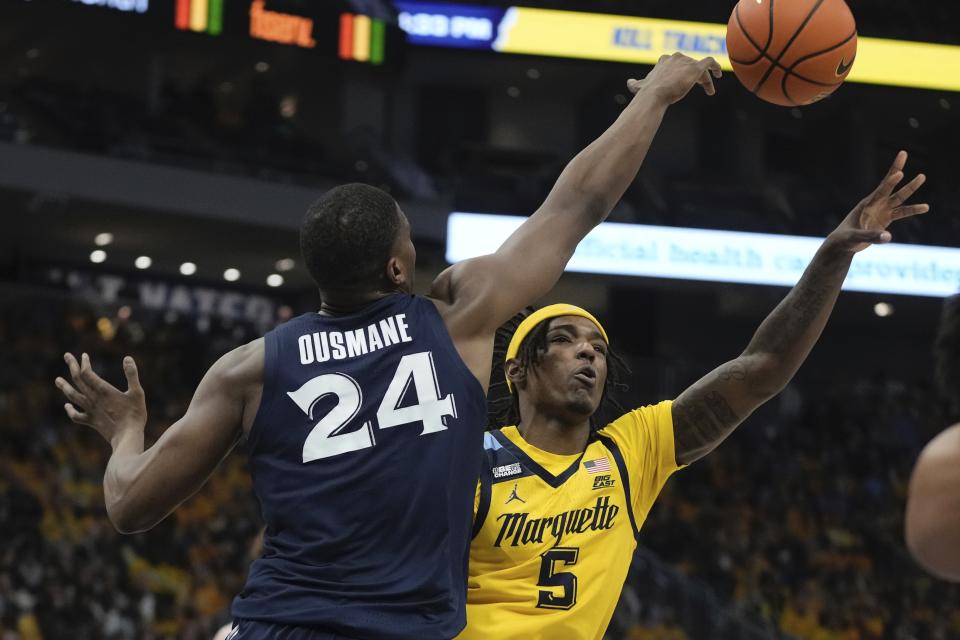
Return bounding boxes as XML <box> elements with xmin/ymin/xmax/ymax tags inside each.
<box><xmin>29</xmin><ymin>0</ymin><xmax>402</xmax><ymax>65</ymax></box>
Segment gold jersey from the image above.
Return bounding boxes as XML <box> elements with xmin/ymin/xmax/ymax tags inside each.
<box><xmin>459</xmin><ymin>401</ymin><xmax>681</xmax><ymax>640</ymax></box>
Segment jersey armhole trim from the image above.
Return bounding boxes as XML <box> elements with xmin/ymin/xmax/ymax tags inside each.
<box><xmin>245</xmin><ymin>330</ymin><xmax>279</xmax><ymax>453</ymax></box>
<box><xmin>597</xmin><ymin>434</ymin><xmax>640</xmax><ymax>541</ymax></box>
<box><xmin>473</xmin><ymin>466</ymin><xmax>492</xmax><ymax>539</ymax></box>
<box><xmin>421</xmin><ymin>297</ymin><xmax>487</xmax><ymax>400</ymax></box>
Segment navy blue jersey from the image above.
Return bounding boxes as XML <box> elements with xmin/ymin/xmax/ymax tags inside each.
<box><xmin>232</xmin><ymin>294</ymin><xmax>487</xmax><ymax>639</ymax></box>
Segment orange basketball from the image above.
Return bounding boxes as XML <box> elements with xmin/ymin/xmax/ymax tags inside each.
<box><xmin>726</xmin><ymin>0</ymin><xmax>858</xmax><ymax>107</ymax></box>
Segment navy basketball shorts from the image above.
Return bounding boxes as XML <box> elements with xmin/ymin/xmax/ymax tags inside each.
<box><xmin>229</xmin><ymin>619</ymin><xmax>361</xmax><ymax>640</ymax></box>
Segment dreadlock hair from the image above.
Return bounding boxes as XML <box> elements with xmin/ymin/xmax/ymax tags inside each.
<box><xmin>935</xmin><ymin>294</ymin><xmax>960</xmax><ymax>422</ymax></box>
<box><xmin>300</xmin><ymin>184</ymin><xmax>401</xmax><ymax>291</ymax></box>
<box><xmin>487</xmin><ymin>308</ymin><xmax>631</xmax><ymax>432</ymax></box>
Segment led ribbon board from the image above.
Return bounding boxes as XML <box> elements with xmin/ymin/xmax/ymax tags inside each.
<box><xmin>396</xmin><ymin>1</ymin><xmax>507</xmax><ymax>49</ymax></box>
<box><xmin>176</xmin><ymin>0</ymin><xmax>224</xmax><ymax>34</ymax></box>
<box><xmin>340</xmin><ymin>13</ymin><xmax>388</xmax><ymax>63</ymax></box>
<box><xmin>396</xmin><ymin>2</ymin><xmax>960</xmax><ymax>93</ymax></box>
<box><xmin>446</xmin><ymin>213</ymin><xmax>960</xmax><ymax>298</ymax></box>
<box><xmin>73</xmin><ymin>0</ymin><xmax>149</xmax><ymax>13</ymax></box>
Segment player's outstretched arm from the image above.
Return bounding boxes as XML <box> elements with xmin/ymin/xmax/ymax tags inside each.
<box><xmin>672</xmin><ymin>151</ymin><xmax>929</xmax><ymax>465</ymax></box>
<box><xmin>432</xmin><ymin>54</ymin><xmax>722</xmax><ymax>341</ymax></box>
<box><xmin>56</xmin><ymin>341</ymin><xmax>263</xmax><ymax>533</ymax></box>
<box><xmin>906</xmin><ymin>424</ymin><xmax>960</xmax><ymax>581</ymax></box>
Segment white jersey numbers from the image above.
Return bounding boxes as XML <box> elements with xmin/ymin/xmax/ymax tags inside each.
<box><xmin>288</xmin><ymin>351</ymin><xmax>457</xmax><ymax>463</ymax></box>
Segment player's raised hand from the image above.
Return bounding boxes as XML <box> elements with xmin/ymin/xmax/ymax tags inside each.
<box><xmin>626</xmin><ymin>53</ymin><xmax>722</xmax><ymax>104</ymax></box>
<box><xmin>56</xmin><ymin>353</ymin><xmax>147</xmax><ymax>446</ymax></box>
<box><xmin>827</xmin><ymin>151</ymin><xmax>930</xmax><ymax>254</ymax></box>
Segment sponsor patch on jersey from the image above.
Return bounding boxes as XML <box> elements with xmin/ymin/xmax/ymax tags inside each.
<box><xmin>493</xmin><ymin>462</ymin><xmax>522</xmax><ymax>479</ymax></box>
<box><xmin>592</xmin><ymin>474</ymin><xmax>615</xmax><ymax>490</ymax></box>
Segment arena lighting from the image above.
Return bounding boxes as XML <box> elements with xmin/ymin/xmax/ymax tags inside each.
<box><xmin>180</xmin><ymin>262</ymin><xmax>197</xmax><ymax>276</ymax></box>
<box><xmin>395</xmin><ymin>2</ymin><xmax>960</xmax><ymax>93</ymax></box>
<box><xmin>446</xmin><ymin>213</ymin><xmax>960</xmax><ymax>298</ymax></box>
<box><xmin>275</xmin><ymin>258</ymin><xmax>296</xmax><ymax>272</ymax></box>
<box><xmin>224</xmin><ymin>268</ymin><xmax>241</xmax><ymax>282</ymax></box>
<box><xmin>266</xmin><ymin>274</ymin><xmax>284</xmax><ymax>287</ymax></box>
<box><xmin>89</xmin><ymin>250</ymin><xmax>107</xmax><ymax>264</ymax></box>
<box><xmin>94</xmin><ymin>232</ymin><xmax>113</xmax><ymax>247</ymax></box>
<box><xmin>134</xmin><ymin>256</ymin><xmax>152</xmax><ymax>269</ymax></box>
<box><xmin>874</xmin><ymin>302</ymin><xmax>895</xmax><ymax>317</ymax></box>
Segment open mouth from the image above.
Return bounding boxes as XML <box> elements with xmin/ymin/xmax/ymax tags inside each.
<box><xmin>572</xmin><ymin>366</ymin><xmax>597</xmax><ymax>388</ymax></box>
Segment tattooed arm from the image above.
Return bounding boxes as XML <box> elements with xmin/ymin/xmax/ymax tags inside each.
<box><xmin>673</xmin><ymin>152</ymin><xmax>929</xmax><ymax>465</ymax></box>
<box><xmin>672</xmin><ymin>246</ymin><xmax>855</xmax><ymax>465</ymax></box>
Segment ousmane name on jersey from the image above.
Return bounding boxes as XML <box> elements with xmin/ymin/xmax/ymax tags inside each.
<box><xmin>296</xmin><ymin>313</ymin><xmax>413</xmax><ymax>364</ymax></box>
<box><xmin>493</xmin><ymin>496</ymin><xmax>619</xmax><ymax>548</ymax></box>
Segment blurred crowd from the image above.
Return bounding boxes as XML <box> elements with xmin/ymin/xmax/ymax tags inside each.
<box><xmin>640</xmin><ymin>372</ymin><xmax>960</xmax><ymax>639</ymax></box>
<box><xmin>1</xmin><ymin>292</ymin><xmax>957</xmax><ymax>639</ymax></box>
<box><xmin>0</xmin><ymin>295</ymin><xmax>262</xmax><ymax>639</ymax></box>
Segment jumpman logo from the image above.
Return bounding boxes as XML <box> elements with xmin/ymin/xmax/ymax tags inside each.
<box><xmin>505</xmin><ymin>483</ymin><xmax>526</xmax><ymax>505</ymax></box>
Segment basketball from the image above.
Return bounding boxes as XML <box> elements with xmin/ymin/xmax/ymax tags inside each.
<box><xmin>726</xmin><ymin>0</ymin><xmax>858</xmax><ymax>106</ymax></box>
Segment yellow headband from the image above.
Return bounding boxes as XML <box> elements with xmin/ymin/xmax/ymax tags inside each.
<box><xmin>505</xmin><ymin>303</ymin><xmax>609</xmax><ymax>391</ymax></box>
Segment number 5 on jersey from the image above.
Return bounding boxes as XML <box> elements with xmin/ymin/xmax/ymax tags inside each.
<box><xmin>287</xmin><ymin>351</ymin><xmax>458</xmax><ymax>463</ymax></box>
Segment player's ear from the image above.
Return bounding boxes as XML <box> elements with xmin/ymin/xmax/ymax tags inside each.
<box><xmin>385</xmin><ymin>256</ymin><xmax>407</xmax><ymax>289</ymax></box>
<box><xmin>505</xmin><ymin>358</ymin><xmax>527</xmax><ymax>389</ymax></box>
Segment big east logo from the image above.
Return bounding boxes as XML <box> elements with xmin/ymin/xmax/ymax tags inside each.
<box><xmin>592</xmin><ymin>474</ymin><xmax>615</xmax><ymax>490</ymax></box>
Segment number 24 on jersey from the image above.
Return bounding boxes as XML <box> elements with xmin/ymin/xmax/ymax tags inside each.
<box><xmin>287</xmin><ymin>351</ymin><xmax>457</xmax><ymax>463</ymax></box>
